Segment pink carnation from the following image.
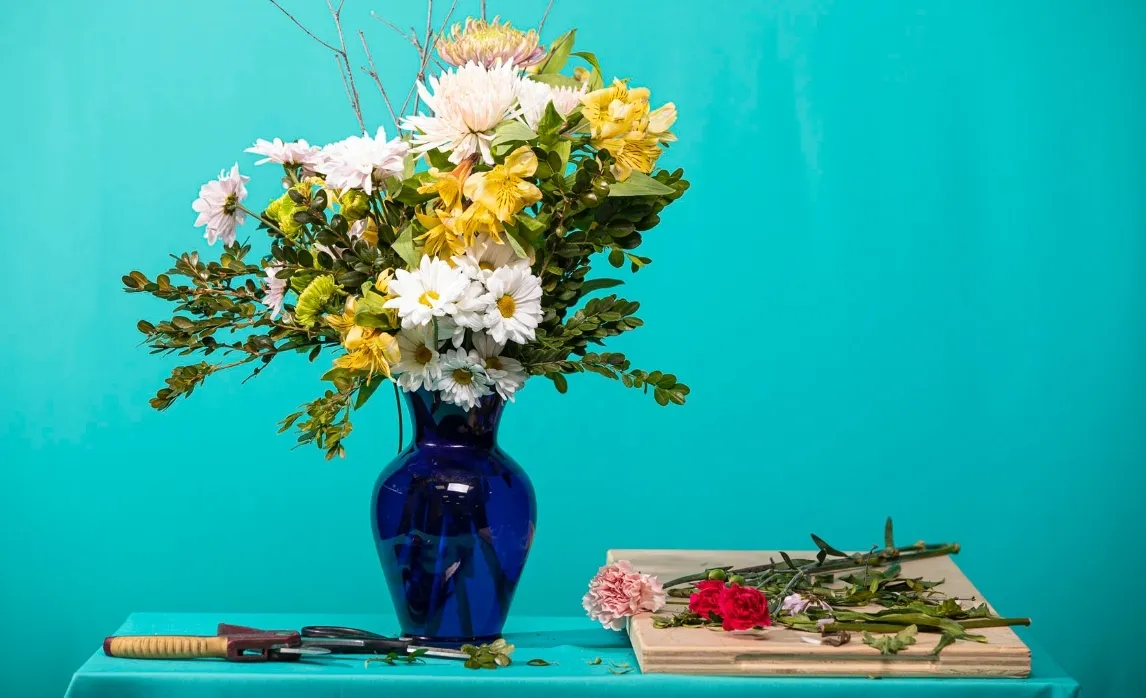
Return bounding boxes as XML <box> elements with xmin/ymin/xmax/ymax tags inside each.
<box><xmin>582</xmin><ymin>561</ymin><xmax>666</xmax><ymax>631</ymax></box>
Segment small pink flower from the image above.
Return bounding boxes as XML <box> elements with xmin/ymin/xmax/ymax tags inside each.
<box><xmin>582</xmin><ymin>561</ymin><xmax>666</xmax><ymax>631</ymax></box>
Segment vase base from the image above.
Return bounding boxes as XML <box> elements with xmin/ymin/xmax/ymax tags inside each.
<box><xmin>401</xmin><ymin>632</ymin><xmax>503</xmax><ymax>648</ymax></box>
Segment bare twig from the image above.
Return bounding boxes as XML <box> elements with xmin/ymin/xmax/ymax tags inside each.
<box><xmin>327</xmin><ymin>0</ymin><xmax>366</xmax><ymax>133</ymax></box>
<box><xmin>400</xmin><ymin>0</ymin><xmax>446</xmax><ymax>117</ymax></box>
<box><xmin>359</xmin><ymin>31</ymin><xmax>400</xmax><ymax>130</ymax></box>
<box><xmin>539</xmin><ymin>0</ymin><xmax>555</xmax><ymax>34</ymax></box>
<box><xmin>267</xmin><ymin>0</ymin><xmax>340</xmax><ymax>52</ymax></box>
<box><xmin>480</xmin><ymin>0</ymin><xmax>487</xmax><ymax>20</ymax></box>
<box><xmin>371</xmin><ymin>11</ymin><xmax>422</xmax><ymax>50</ymax></box>
<box><xmin>268</xmin><ymin>0</ymin><xmax>364</xmax><ymax>132</ymax></box>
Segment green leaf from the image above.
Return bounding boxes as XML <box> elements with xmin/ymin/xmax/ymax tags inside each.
<box><xmin>810</xmin><ymin>534</ymin><xmax>847</xmax><ymax>558</ymax></box>
<box><xmin>930</xmin><ymin>632</ymin><xmax>957</xmax><ymax>657</ymax></box>
<box><xmin>551</xmin><ymin>139</ymin><xmax>572</xmax><ymax>173</ymax></box>
<box><xmin>426</xmin><ymin>149</ymin><xmax>453</xmax><ymax>170</ymax></box>
<box><xmin>492</xmin><ymin>120</ymin><xmax>538</xmax><ymax>147</ymax></box>
<box><xmin>529</xmin><ymin>72</ymin><xmax>582</xmax><ymax>89</ymax></box>
<box><xmin>536</xmin><ymin>29</ymin><xmax>575</xmax><ymax>74</ymax></box>
<box><xmin>355</xmin><ymin>375</ymin><xmax>384</xmax><ymax>409</ymax></box>
<box><xmin>537</xmin><ymin>102</ymin><xmax>564</xmax><ymax>141</ymax></box>
<box><xmin>354</xmin><ymin>288</ymin><xmax>396</xmax><ymax>329</ymax></box>
<box><xmin>527</xmin><ymin>659</ymin><xmax>552</xmax><ymax>666</ymax></box>
<box><xmin>608</xmin><ymin>171</ymin><xmax>676</xmax><ymax>197</ymax></box>
<box><xmin>392</xmin><ymin>223</ymin><xmax>420</xmax><ymax>267</ymax></box>
<box><xmin>572</xmin><ymin>50</ymin><xmax>605</xmax><ymax>91</ymax></box>
<box><xmin>550</xmin><ymin>373</ymin><xmax>568</xmax><ymax>393</ymax></box>
<box><xmin>580</xmin><ymin>278</ymin><xmax>625</xmax><ymax>295</ymax></box>
<box><xmin>862</xmin><ymin>624</ymin><xmax>918</xmax><ymax>655</ymax></box>
<box><xmin>504</xmin><ymin>227</ymin><xmax>530</xmax><ymax>259</ymax></box>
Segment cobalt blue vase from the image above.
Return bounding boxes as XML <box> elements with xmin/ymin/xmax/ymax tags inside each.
<box><xmin>371</xmin><ymin>389</ymin><xmax>536</xmax><ymax>643</ymax></box>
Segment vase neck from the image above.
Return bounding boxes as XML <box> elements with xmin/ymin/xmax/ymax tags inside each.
<box><xmin>404</xmin><ymin>389</ymin><xmax>504</xmax><ymax>448</ymax></box>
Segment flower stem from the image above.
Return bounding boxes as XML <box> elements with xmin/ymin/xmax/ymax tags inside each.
<box><xmin>239</xmin><ymin>204</ymin><xmax>287</xmax><ymax>237</ymax></box>
<box><xmin>661</xmin><ymin>543</ymin><xmax>960</xmax><ymax>590</ymax></box>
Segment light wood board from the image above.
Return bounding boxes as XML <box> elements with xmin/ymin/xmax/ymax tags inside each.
<box><xmin>607</xmin><ymin>549</ymin><xmax>1031</xmax><ymax>678</ymax></box>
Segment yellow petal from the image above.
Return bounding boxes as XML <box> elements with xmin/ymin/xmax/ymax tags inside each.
<box><xmin>648</xmin><ymin>102</ymin><xmax>677</xmax><ymax>134</ymax></box>
<box><xmin>504</xmin><ymin>145</ymin><xmax>538</xmax><ymax>177</ymax></box>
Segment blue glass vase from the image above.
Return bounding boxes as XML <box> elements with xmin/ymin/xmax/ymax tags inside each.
<box><xmin>371</xmin><ymin>389</ymin><xmax>536</xmax><ymax>643</ymax></box>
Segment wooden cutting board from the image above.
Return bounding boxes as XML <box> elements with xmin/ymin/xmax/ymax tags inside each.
<box><xmin>607</xmin><ymin>549</ymin><xmax>1031</xmax><ymax>678</ymax></box>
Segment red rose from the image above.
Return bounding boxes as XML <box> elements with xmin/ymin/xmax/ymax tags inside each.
<box><xmin>717</xmin><ymin>583</ymin><xmax>771</xmax><ymax>631</ymax></box>
<box><xmin>688</xmin><ymin>580</ymin><xmax>725</xmax><ymax>620</ymax></box>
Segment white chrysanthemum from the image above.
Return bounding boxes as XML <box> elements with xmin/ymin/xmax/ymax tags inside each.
<box><xmin>261</xmin><ymin>263</ymin><xmax>288</xmax><ymax>320</ymax></box>
<box><xmin>452</xmin><ymin>235</ymin><xmax>529</xmax><ymax>282</ymax></box>
<box><xmin>402</xmin><ymin>61</ymin><xmax>522</xmax><ymax>165</ymax></box>
<box><xmin>245</xmin><ymin>138</ymin><xmax>321</xmax><ymax>167</ymax></box>
<box><xmin>316</xmin><ymin>127</ymin><xmax>409</xmax><ymax>194</ymax></box>
<box><xmin>192</xmin><ymin>163</ymin><xmax>248</xmax><ymax>246</ymax></box>
<box><xmin>436</xmin><ymin>348</ymin><xmax>493</xmax><ymax>410</ymax></box>
<box><xmin>482</xmin><ymin>266</ymin><xmax>543</xmax><ymax>344</ymax></box>
<box><xmin>549</xmin><ymin>84</ymin><xmax>588</xmax><ymax>118</ymax></box>
<box><xmin>394</xmin><ymin>327</ymin><xmax>443</xmax><ymax>392</ymax></box>
<box><xmin>453</xmin><ymin>280</ymin><xmax>492</xmax><ymax>333</ymax></box>
<box><xmin>384</xmin><ymin>255</ymin><xmax>469</xmax><ymax>329</ymax></box>
<box><xmin>472</xmin><ymin>331</ymin><xmax>527</xmax><ymax>401</ymax></box>
<box><xmin>517</xmin><ymin>77</ymin><xmax>586</xmax><ymax>130</ymax></box>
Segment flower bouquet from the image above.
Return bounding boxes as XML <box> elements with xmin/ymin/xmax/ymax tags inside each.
<box><xmin>123</xmin><ymin>2</ymin><xmax>689</xmax><ymax>643</ymax></box>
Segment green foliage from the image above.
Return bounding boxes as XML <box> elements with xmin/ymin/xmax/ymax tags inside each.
<box><xmin>863</xmin><ymin>625</ymin><xmax>918</xmax><ymax>655</ymax></box>
<box><xmin>460</xmin><ymin>639</ymin><xmax>515</xmax><ymax>670</ymax></box>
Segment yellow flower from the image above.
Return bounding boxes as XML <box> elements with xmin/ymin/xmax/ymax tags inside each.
<box><xmin>597</xmin><ymin>133</ymin><xmax>665</xmax><ymax>182</ymax></box>
<box><xmin>463</xmin><ymin>145</ymin><xmax>542</xmax><ymax>223</ymax></box>
<box><xmin>415</xmin><ymin>207</ymin><xmax>467</xmax><ymax>258</ymax></box>
<box><xmin>333</xmin><ymin>325</ymin><xmax>401</xmax><ymax>378</ymax></box>
<box><xmin>417</xmin><ymin>159</ymin><xmax>474</xmax><ymax>211</ymax></box>
<box><xmin>456</xmin><ymin>199</ymin><xmax>505</xmax><ymax>245</ymax></box>
<box><xmin>581</xmin><ymin>79</ymin><xmax>678</xmax><ymax>180</ymax></box>
<box><xmin>324</xmin><ymin>296</ymin><xmax>358</xmax><ymax>337</ymax></box>
<box><xmin>581</xmin><ymin>80</ymin><xmax>650</xmax><ymax>139</ymax></box>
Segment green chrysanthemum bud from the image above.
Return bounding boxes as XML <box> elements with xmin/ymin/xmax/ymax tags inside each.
<box><xmin>266</xmin><ymin>192</ymin><xmax>305</xmax><ymax>239</ymax></box>
<box><xmin>706</xmin><ymin>568</ymin><xmax>727</xmax><ymax>581</ymax></box>
<box><xmin>294</xmin><ymin>275</ymin><xmax>344</xmax><ymax>328</ymax></box>
<box><xmin>339</xmin><ymin>190</ymin><xmax>370</xmax><ymax>221</ymax></box>
<box><xmin>728</xmin><ymin>574</ymin><xmax>745</xmax><ymax>586</ymax></box>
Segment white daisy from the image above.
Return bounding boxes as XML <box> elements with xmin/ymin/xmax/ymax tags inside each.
<box><xmin>517</xmin><ymin>78</ymin><xmax>586</xmax><ymax>130</ymax></box>
<box><xmin>245</xmin><ymin>138</ymin><xmax>321</xmax><ymax>167</ymax></box>
<box><xmin>261</xmin><ymin>263</ymin><xmax>288</xmax><ymax>320</ymax></box>
<box><xmin>437</xmin><ymin>316</ymin><xmax>466</xmax><ymax>348</ymax></box>
<box><xmin>436</xmin><ymin>348</ymin><xmax>493</xmax><ymax>410</ymax></box>
<box><xmin>383</xmin><ymin>255</ymin><xmax>469</xmax><ymax>329</ymax></box>
<box><xmin>315</xmin><ymin>127</ymin><xmax>409</xmax><ymax>194</ymax></box>
<box><xmin>452</xmin><ymin>234</ymin><xmax>530</xmax><ymax>282</ymax></box>
<box><xmin>472</xmin><ymin>331</ymin><xmax>527</xmax><ymax>401</ymax></box>
<box><xmin>191</xmin><ymin>163</ymin><xmax>248</xmax><ymax>246</ymax></box>
<box><xmin>452</xmin><ymin>280</ymin><xmax>492</xmax><ymax>333</ymax></box>
<box><xmin>394</xmin><ymin>327</ymin><xmax>443</xmax><ymax>392</ymax></box>
<box><xmin>482</xmin><ymin>265</ymin><xmax>543</xmax><ymax>344</ymax></box>
<box><xmin>402</xmin><ymin>61</ymin><xmax>522</xmax><ymax>165</ymax></box>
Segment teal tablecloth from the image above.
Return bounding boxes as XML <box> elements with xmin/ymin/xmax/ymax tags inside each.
<box><xmin>66</xmin><ymin>613</ymin><xmax>1080</xmax><ymax>698</ymax></box>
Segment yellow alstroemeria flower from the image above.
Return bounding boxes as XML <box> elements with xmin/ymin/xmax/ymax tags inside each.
<box><xmin>581</xmin><ymin>79</ymin><xmax>651</xmax><ymax>139</ymax></box>
<box><xmin>415</xmin><ymin>207</ymin><xmax>467</xmax><ymax>258</ymax></box>
<box><xmin>417</xmin><ymin>159</ymin><xmax>475</xmax><ymax>211</ymax></box>
<box><xmin>324</xmin><ymin>296</ymin><xmax>358</xmax><ymax>337</ymax></box>
<box><xmin>463</xmin><ymin>145</ymin><xmax>542</xmax><ymax>223</ymax></box>
<box><xmin>333</xmin><ymin>325</ymin><xmax>401</xmax><ymax>378</ymax></box>
<box><xmin>597</xmin><ymin>133</ymin><xmax>665</xmax><ymax>181</ymax></box>
<box><xmin>455</xmin><ymin>199</ymin><xmax>505</xmax><ymax>245</ymax></box>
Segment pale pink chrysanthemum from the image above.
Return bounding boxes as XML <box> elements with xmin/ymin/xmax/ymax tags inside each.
<box><xmin>314</xmin><ymin>127</ymin><xmax>409</xmax><ymax>195</ymax></box>
<box><xmin>436</xmin><ymin>17</ymin><xmax>545</xmax><ymax>69</ymax></box>
<box><xmin>261</xmin><ymin>263</ymin><xmax>288</xmax><ymax>320</ymax></box>
<box><xmin>401</xmin><ymin>61</ymin><xmax>522</xmax><ymax>165</ymax></box>
<box><xmin>191</xmin><ymin>163</ymin><xmax>248</xmax><ymax>246</ymax></box>
<box><xmin>245</xmin><ymin>138</ymin><xmax>321</xmax><ymax>168</ymax></box>
<box><xmin>582</xmin><ymin>561</ymin><xmax>666</xmax><ymax>631</ymax></box>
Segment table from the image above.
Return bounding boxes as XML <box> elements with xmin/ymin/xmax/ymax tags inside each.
<box><xmin>65</xmin><ymin>613</ymin><xmax>1080</xmax><ymax>698</ymax></box>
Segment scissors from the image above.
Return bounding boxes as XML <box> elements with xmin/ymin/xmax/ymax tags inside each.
<box><xmin>297</xmin><ymin>625</ymin><xmax>471</xmax><ymax>660</ymax></box>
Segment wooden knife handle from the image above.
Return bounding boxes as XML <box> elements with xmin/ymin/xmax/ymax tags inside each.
<box><xmin>104</xmin><ymin>635</ymin><xmax>229</xmax><ymax>660</ymax></box>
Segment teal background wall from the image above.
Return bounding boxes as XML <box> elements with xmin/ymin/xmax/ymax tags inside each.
<box><xmin>2</xmin><ymin>0</ymin><xmax>1143</xmax><ymax>695</ymax></box>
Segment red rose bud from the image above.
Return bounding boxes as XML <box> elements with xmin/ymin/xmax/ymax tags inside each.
<box><xmin>688</xmin><ymin>579</ymin><xmax>726</xmax><ymax>619</ymax></box>
<box><xmin>717</xmin><ymin>583</ymin><xmax>771</xmax><ymax>631</ymax></box>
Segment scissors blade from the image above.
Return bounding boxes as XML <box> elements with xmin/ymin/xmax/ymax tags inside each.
<box><xmin>275</xmin><ymin>646</ymin><xmax>332</xmax><ymax>656</ymax></box>
<box><xmin>409</xmin><ymin>645</ymin><xmax>472</xmax><ymax>660</ymax></box>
